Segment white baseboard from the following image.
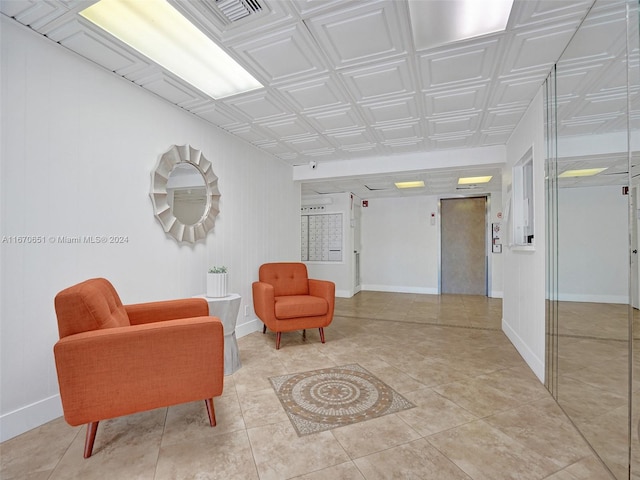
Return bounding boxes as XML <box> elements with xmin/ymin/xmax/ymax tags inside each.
<box><xmin>0</xmin><ymin>394</ymin><xmax>63</xmax><ymax>442</ymax></box>
<box><xmin>236</xmin><ymin>317</ymin><xmax>262</xmax><ymax>338</ymax></box>
<box><xmin>557</xmin><ymin>293</ymin><xmax>628</xmax><ymax>304</ymax></box>
<box><xmin>359</xmin><ymin>285</ymin><xmax>502</xmax><ymax>298</ymax></box>
<box><xmin>502</xmin><ymin>318</ymin><xmax>545</xmax><ymax>383</ymax></box>
<box><xmin>361</xmin><ymin>284</ymin><xmax>439</xmax><ymax>295</ymax></box>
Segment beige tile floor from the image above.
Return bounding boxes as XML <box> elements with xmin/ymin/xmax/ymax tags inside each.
<box><xmin>1</xmin><ymin>292</ymin><xmax>615</xmax><ymax>479</ymax></box>
<box><xmin>551</xmin><ymin>302</ymin><xmax>637</xmax><ymax>479</ymax></box>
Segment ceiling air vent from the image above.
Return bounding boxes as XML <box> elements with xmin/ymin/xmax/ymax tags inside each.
<box><xmin>216</xmin><ymin>0</ymin><xmax>262</xmax><ymax>23</ymax></box>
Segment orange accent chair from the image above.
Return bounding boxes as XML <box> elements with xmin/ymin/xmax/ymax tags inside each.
<box><xmin>53</xmin><ymin>278</ymin><xmax>224</xmax><ymax>458</ymax></box>
<box><xmin>252</xmin><ymin>263</ymin><xmax>335</xmax><ymax>349</ymax></box>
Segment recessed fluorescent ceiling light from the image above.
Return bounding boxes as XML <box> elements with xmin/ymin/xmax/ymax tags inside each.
<box><xmin>80</xmin><ymin>0</ymin><xmax>263</xmax><ymax>99</ymax></box>
<box><xmin>408</xmin><ymin>0</ymin><xmax>514</xmax><ymax>50</ymax></box>
<box><xmin>558</xmin><ymin>168</ymin><xmax>607</xmax><ymax>178</ymax></box>
<box><xmin>458</xmin><ymin>176</ymin><xmax>493</xmax><ymax>184</ymax></box>
<box><xmin>395</xmin><ymin>181</ymin><xmax>425</xmax><ymax>189</ymax></box>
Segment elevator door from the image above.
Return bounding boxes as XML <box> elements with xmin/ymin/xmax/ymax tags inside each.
<box><xmin>440</xmin><ymin>197</ymin><xmax>487</xmax><ymax>295</ymax></box>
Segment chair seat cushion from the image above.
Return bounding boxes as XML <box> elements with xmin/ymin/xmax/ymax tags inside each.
<box><xmin>274</xmin><ymin>295</ymin><xmax>328</xmax><ymax>319</ymax></box>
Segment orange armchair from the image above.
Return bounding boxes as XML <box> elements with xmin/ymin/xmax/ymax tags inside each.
<box><xmin>252</xmin><ymin>263</ymin><xmax>335</xmax><ymax>349</ymax></box>
<box><xmin>53</xmin><ymin>278</ymin><xmax>224</xmax><ymax>458</ymax></box>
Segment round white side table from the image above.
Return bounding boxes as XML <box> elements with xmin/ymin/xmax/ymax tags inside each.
<box><xmin>194</xmin><ymin>293</ymin><xmax>242</xmax><ymax>375</ymax></box>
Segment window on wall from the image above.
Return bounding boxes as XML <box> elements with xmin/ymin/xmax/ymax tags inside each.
<box><xmin>513</xmin><ymin>147</ymin><xmax>535</xmax><ymax>246</ymax></box>
<box><xmin>301</xmin><ymin>209</ymin><xmax>343</xmax><ymax>262</ymax></box>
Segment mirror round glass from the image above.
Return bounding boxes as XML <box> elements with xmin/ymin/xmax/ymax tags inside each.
<box><xmin>150</xmin><ymin>145</ymin><xmax>220</xmax><ymax>243</ymax></box>
<box><xmin>167</xmin><ymin>163</ymin><xmax>208</xmax><ymax>225</ymax></box>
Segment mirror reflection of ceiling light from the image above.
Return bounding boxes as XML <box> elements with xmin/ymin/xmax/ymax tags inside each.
<box><xmin>80</xmin><ymin>0</ymin><xmax>263</xmax><ymax>99</ymax></box>
<box><xmin>408</xmin><ymin>0</ymin><xmax>514</xmax><ymax>50</ymax></box>
<box><xmin>458</xmin><ymin>176</ymin><xmax>493</xmax><ymax>185</ymax></box>
<box><xmin>395</xmin><ymin>181</ymin><xmax>425</xmax><ymax>189</ymax></box>
<box><xmin>558</xmin><ymin>168</ymin><xmax>607</xmax><ymax>178</ymax></box>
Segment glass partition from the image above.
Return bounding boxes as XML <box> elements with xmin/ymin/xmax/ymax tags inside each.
<box><xmin>629</xmin><ymin>1</ymin><xmax>640</xmax><ymax>477</ymax></box>
<box><xmin>545</xmin><ymin>1</ymin><xmax>639</xmax><ymax>478</ymax></box>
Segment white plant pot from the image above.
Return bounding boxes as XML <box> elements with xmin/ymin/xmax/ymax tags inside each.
<box><xmin>206</xmin><ymin>273</ymin><xmax>228</xmax><ymax>298</ymax></box>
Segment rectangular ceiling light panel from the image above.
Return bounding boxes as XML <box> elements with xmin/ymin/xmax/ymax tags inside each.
<box><xmin>80</xmin><ymin>0</ymin><xmax>263</xmax><ymax>99</ymax></box>
<box><xmin>558</xmin><ymin>168</ymin><xmax>607</xmax><ymax>178</ymax></box>
<box><xmin>409</xmin><ymin>0</ymin><xmax>514</xmax><ymax>50</ymax></box>
<box><xmin>395</xmin><ymin>181</ymin><xmax>425</xmax><ymax>189</ymax></box>
<box><xmin>458</xmin><ymin>175</ymin><xmax>492</xmax><ymax>184</ymax></box>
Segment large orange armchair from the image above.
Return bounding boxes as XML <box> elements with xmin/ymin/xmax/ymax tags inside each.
<box><xmin>252</xmin><ymin>263</ymin><xmax>335</xmax><ymax>349</ymax></box>
<box><xmin>53</xmin><ymin>278</ymin><xmax>224</xmax><ymax>458</ymax></box>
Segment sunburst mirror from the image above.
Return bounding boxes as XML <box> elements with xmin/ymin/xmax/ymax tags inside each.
<box><xmin>150</xmin><ymin>144</ymin><xmax>220</xmax><ymax>243</ymax></box>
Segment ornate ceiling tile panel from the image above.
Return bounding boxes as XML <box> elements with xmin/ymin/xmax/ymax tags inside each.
<box><xmin>339</xmin><ymin>58</ymin><xmax>415</xmax><ymax>103</ymax></box>
<box><xmin>417</xmin><ymin>40</ymin><xmax>500</xmax><ymax>89</ymax></box>
<box><xmin>424</xmin><ymin>84</ymin><xmax>489</xmax><ymax>117</ymax></box>
<box><xmin>374</xmin><ymin>122</ymin><xmax>422</xmax><ymax>143</ymax></box>
<box><xmin>303</xmin><ymin>108</ymin><xmax>366</xmax><ymax>134</ymax></box>
<box><xmin>278</xmin><ymin>75</ymin><xmax>351</xmax><ymax>113</ymax></box>
<box><xmin>303</xmin><ymin>0</ymin><xmax>409</xmax><ymax>69</ymax></box>
<box><xmin>359</xmin><ymin>96</ymin><xmax>420</xmax><ymax>126</ymax></box>
<box><xmin>46</xmin><ymin>19</ymin><xmax>144</xmax><ymax>74</ymax></box>
<box><xmin>488</xmin><ymin>74</ymin><xmax>548</xmax><ymax>109</ymax></box>
<box><xmin>500</xmin><ymin>23</ymin><xmax>582</xmax><ymax>75</ymax></box>
<box><xmin>261</xmin><ymin>116</ymin><xmax>316</xmax><ymax>140</ymax></box>
<box><xmin>223</xmin><ymin>91</ymin><xmax>291</xmax><ymax>122</ymax></box>
<box><xmin>231</xmin><ymin>24</ymin><xmax>328</xmax><ymax>84</ymax></box>
<box><xmin>190</xmin><ymin>103</ymin><xmax>244</xmax><ymax>129</ymax></box>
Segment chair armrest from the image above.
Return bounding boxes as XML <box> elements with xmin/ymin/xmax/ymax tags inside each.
<box><xmin>308</xmin><ymin>279</ymin><xmax>335</xmax><ymax>301</ymax></box>
<box><xmin>309</xmin><ymin>279</ymin><xmax>336</xmax><ymax>319</ymax></box>
<box><xmin>252</xmin><ymin>281</ymin><xmax>276</xmax><ymax>323</ymax></box>
<box><xmin>125</xmin><ymin>298</ymin><xmax>209</xmax><ymax>325</ymax></box>
<box><xmin>53</xmin><ymin>316</ymin><xmax>223</xmax><ymax>426</ymax></box>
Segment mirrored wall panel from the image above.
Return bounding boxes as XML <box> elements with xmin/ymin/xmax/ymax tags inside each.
<box><xmin>546</xmin><ymin>1</ymin><xmax>639</xmax><ymax>478</ymax></box>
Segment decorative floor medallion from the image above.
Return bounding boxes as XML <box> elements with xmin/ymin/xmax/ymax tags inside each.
<box><xmin>270</xmin><ymin>364</ymin><xmax>415</xmax><ymax>436</ymax></box>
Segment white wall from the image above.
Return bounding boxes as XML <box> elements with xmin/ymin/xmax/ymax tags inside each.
<box><xmin>358</xmin><ymin>193</ymin><xmax>503</xmax><ymax>297</ymax></box>
<box><xmin>360</xmin><ymin>196</ymin><xmax>439</xmax><ymax>293</ymax></box>
<box><xmin>502</xmin><ymin>88</ymin><xmax>546</xmax><ymax>382</ymax></box>
<box><xmin>558</xmin><ymin>185</ymin><xmax>628</xmax><ymax>303</ymax></box>
<box><xmin>0</xmin><ymin>18</ymin><xmax>299</xmax><ymax>441</ymax></box>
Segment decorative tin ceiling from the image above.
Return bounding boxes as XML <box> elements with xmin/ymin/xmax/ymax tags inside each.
<box><xmin>2</xmin><ymin>0</ymin><xmax>634</xmax><ymax>197</ymax></box>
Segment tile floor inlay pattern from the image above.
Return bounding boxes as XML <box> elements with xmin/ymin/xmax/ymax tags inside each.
<box><xmin>270</xmin><ymin>364</ymin><xmax>415</xmax><ymax>436</ymax></box>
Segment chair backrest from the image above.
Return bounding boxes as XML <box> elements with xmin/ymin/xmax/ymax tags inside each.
<box><xmin>54</xmin><ymin>278</ymin><xmax>130</xmax><ymax>338</ymax></box>
<box><xmin>259</xmin><ymin>263</ymin><xmax>310</xmax><ymax>296</ymax></box>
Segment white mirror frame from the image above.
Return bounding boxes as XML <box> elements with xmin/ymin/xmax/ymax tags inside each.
<box><xmin>150</xmin><ymin>144</ymin><xmax>220</xmax><ymax>243</ymax></box>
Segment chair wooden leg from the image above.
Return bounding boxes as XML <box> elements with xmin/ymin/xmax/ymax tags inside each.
<box><xmin>84</xmin><ymin>421</ymin><xmax>99</xmax><ymax>458</ymax></box>
<box><xmin>302</xmin><ymin>329</ymin><xmax>306</xmax><ymax>340</ymax></box>
<box><xmin>262</xmin><ymin>324</ymin><xmax>267</xmax><ymax>334</ymax></box>
<box><xmin>319</xmin><ymin>327</ymin><xmax>325</xmax><ymax>344</ymax></box>
<box><xmin>276</xmin><ymin>332</ymin><xmax>282</xmax><ymax>350</ymax></box>
<box><xmin>205</xmin><ymin>398</ymin><xmax>216</xmax><ymax>426</ymax></box>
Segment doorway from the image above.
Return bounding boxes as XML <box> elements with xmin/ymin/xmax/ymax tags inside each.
<box><xmin>440</xmin><ymin>196</ymin><xmax>487</xmax><ymax>295</ymax></box>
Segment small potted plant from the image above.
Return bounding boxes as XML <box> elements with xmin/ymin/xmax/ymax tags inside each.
<box><xmin>207</xmin><ymin>266</ymin><xmax>228</xmax><ymax>297</ymax></box>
